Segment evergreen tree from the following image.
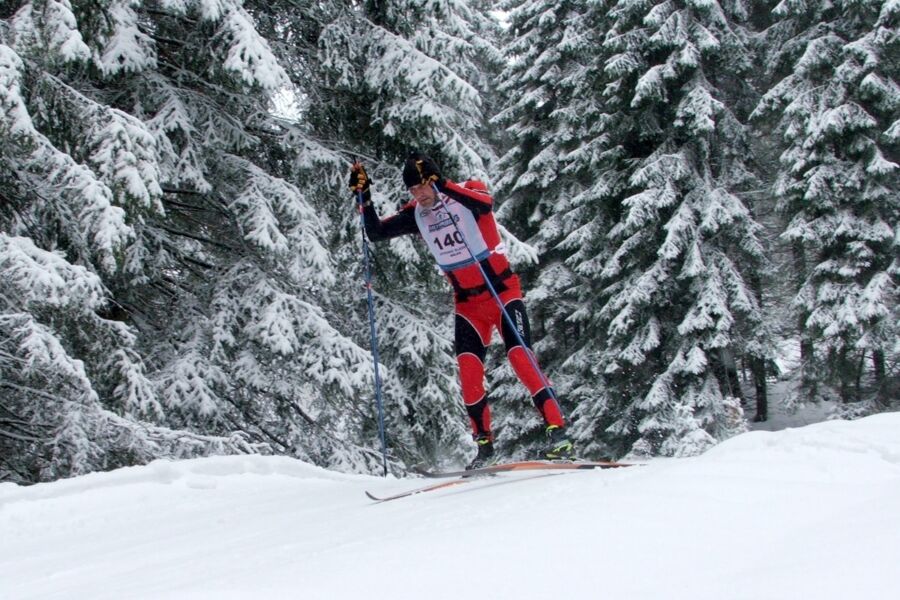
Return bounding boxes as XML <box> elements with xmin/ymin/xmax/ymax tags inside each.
<box><xmin>0</xmin><ymin>0</ymin><xmax>392</xmax><ymax>481</ymax></box>
<box><xmin>753</xmin><ymin>0</ymin><xmax>899</xmax><ymax>407</ymax></box>
<box><xmin>489</xmin><ymin>0</ymin><xmax>603</xmax><ymax>457</ymax></box>
<box><xmin>0</xmin><ymin>0</ymin><xmax>271</xmax><ymax>482</ymax></box>
<box><xmin>102</xmin><ymin>0</ymin><xmax>404</xmax><ymax>473</ymax></box>
<box><xmin>559</xmin><ymin>0</ymin><xmax>770</xmax><ymax>457</ymax></box>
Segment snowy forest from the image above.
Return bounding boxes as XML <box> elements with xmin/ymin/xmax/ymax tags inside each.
<box><xmin>1</xmin><ymin>0</ymin><xmax>897</xmax><ymax>484</ymax></box>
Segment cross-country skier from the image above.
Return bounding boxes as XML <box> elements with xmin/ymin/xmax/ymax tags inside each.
<box><xmin>349</xmin><ymin>153</ymin><xmax>575</xmax><ymax>469</ymax></box>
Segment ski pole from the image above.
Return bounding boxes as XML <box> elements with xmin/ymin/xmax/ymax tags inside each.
<box><xmin>430</xmin><ymin>183</ymin><xmax>561</xmax><ymax>408</ymax></box>
<box><xmin>356</xmin><ymin>186</ymin><xmax>388</xmax><ymax>477</ymax></box>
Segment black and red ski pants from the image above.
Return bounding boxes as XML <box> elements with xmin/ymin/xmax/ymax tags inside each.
<box><xmin>454</xmin><ymin>281</ymin><xmax>565</xmax><ymax>440</ymax></box>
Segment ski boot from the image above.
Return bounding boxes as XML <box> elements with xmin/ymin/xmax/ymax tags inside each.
<box><xmin>466</xmin><ymin>434</ymin><xmax>495</xmax><ymax>470</ymax></box>
<box><xmin>544</xmin><ymin>425</ymin><xmax>575</xmax><ymax>460</ymax></box>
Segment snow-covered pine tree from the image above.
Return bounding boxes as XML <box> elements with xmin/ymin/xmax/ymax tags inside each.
<box><xmin>752</xmin><ymin>0</ymin><xmax>899</xmax><ymax>408</ymax></box>
<box><xmin>488</xmin><ymin>0</ymin><xmax>605</xmax><ymax>457</ymax></box>
<box><xmin>561</xmin><ymin>0</ymin><xmax>770</xmax><ymax>458</ymax></box>
<box><xmin>2</xmin><ymin>0</ymin><xmax>412</xmax><ymax>481</ymax></box>
<box><xmin>1</xmin><ymin>2</ymin><xmax>279</xmax><ymax>482</ymax></box>
<box><xmin>312</xmin><ymin>1</ymin><xmax>513</xmax><ymax>466</ymax></box>
<box><xmin>103</xmin><ymin>0</ymin><xmax>412</xmax><ymax>473</ymax></box>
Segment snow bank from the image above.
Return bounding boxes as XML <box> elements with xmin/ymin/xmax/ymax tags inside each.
<box><xmin>704</xmin><ymin>412</ymin><xmax>900</xmax><ymax>478</ymax></box>
<box><xmin>2</xmin><ymin>414</ymin><xmax>899</xmax><ymax>600</ymax></box>
<box><xmin>0</xmin><ymin>454</ymin><xmax>363</xmax><ymax>505</ymax></box>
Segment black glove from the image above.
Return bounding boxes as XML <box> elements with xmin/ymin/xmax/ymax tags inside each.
<box><xmin>416</xmin><ymin>155</ymin><xmax>441</xmax><ymax>185</ymax></box>
<box><xmin>348</xmin><ymin>162</ymin><xmax>372</xmax><ymax>203</ymax></box>
<box><xmin>402</xmin><ymin>153</ymin><xmax>443</xmax><ymax>188</ymax></box>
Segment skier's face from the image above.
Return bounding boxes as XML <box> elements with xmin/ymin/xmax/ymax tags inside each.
<box><xmin>410</xmin><ymin>183</ymin><xmax>437</xmax><ymax>207</ymax></box>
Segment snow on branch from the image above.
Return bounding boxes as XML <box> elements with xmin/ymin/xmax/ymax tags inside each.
<box><xmin>1</xmin><ymin>234</ymin><xmax>163</xmax><ymax>422</ymax></box>
<box><xmin>794</xmin><ymin>34</ymin><xmax>842</xmax><ymax>77</ymax></box>
<box><xmin>23</xmin><ymin>72</ymin><xmax>164</xmax><ymax>218</ymax></box>
<box><xmin>1</xmin><ymin>46</ymin><xmax>134</xmax><ymax>271</ymax></box>
<box><xmin>699</xmin><ymin>187</ymin><xmax>750</xmax><ymax>235</ymax></box>
<box><xmin>674</xmin><ymin>85</ymin><xmax>724</xmax><ymax>135</ymax></box>
<box><xmin>213</xmin><ymin>1</ymin><xmax>289</xmax><ymax>91</ymax></box>
<box><xmin>93</xmin><ymin>0</ymin><xmax>157</xmax><ymax>76</ymax></box>
<box><xmin>145</xmin><ymin>79</ymin><xmax>211</xmax><ymax>192</ymax></box>
<box><xmin>0</xmin><ymin>234</ymin><xmax>106</xmax><ymax>311</ymax></box>
<box><xmin>1</xmin><ymin>312</ymin><xmax>99</xmax><ymax>404</ymax></box>
<box><xmin>801</xmin><ymin>101</ymin><xmax>878</xmax><ymax>150</ymax></box>
<box><xmin>632</xmin><ymin>63</ymin><xmax>672</xmax><ymax>107</ymax></box>
<box><xmin>159</xmin><ymin>345</ymin><xmax>224</xmax><ymax>419</ymax></box>
<box><xmin>201</xmin><ymin>257</ymin><xmax>379</xmax><ymax>411</ymax></box>
<box><xmin>9</xmin><ymin>0</ymin><xmax>90</xmax><ymax>64</ymax></box>
<box><xmin>497</xmin><ymin>223</ymin><xmax>539</xmax><ymax>267</ymax></box>
<box><xmin>84</xmin><ymin>107</ymin><xmax>165</xmax><ymax>214</ymax></box>
<box><xmin>366</xmin><ymin>26</ymin><xmax>480</xmax><ymax>106</ymax></box>
<box><xmin>220</xmin><ymin>275</ymin><xmax>375</xmax><ymax>397</ymax></box>
<box><xmin>621</xmin><ymin>183</ymin><xmax>677</xmax><ymax>232</ymax></box>
<box><xmin>319</xmin><ymin>12</ymin><xmax>491</xmax><ymax>176</ymax></box>
<box><xmin>677</xmin><ymin>260</ymin><xmax>734</xmax><ymax>342</ymax></box>
<box><xmin>221</xmin><ymin>155</ymin><xmax>332</xmax><ymax>284</ymax></box>
<box><xmin>618</xmin><ymin>316</ymin><xmax>662</xmax><ymax>365</ymax></box>
<box><xmin>659</xmin><ymin>201</ymin><xmax>697</xmax><ymax>264</ymax></box>
<box><xmin>630</xmin><ymin>150</ymin><xmax>692</xmax><ymax>190</ymax></box>
<box><xmin>605</xmin><ymin>51</ymin><xmax>643</xmax><ymax>78</ymax></box>
<box><xmin>195</xmin><ymin>0</ymin><xmax>233</xmax><ymax>21</ymax></box>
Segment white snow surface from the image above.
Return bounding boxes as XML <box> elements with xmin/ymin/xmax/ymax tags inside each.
<box><xmin>2</xmin><ymin>414</ymin><xmax>900</xmax><ymax>600</ymax></box>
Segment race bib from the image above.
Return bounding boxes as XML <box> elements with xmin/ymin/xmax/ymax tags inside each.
<box><xmin>415</xmin><ymin>196</ymin><xmax>489</xmax><ymax>271</ymax></box>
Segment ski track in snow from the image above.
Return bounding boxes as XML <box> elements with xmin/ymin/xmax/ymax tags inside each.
<box><xmin>2</xmin><ymin>415</ymin><xmax>899</xmax><ymax>600</ymax></box>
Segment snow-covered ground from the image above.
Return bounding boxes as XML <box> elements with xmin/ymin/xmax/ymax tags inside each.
<box><xmin>2</xmin><ymin>414</ymin><xmax>899</xmax><ymax>600</ymax></box>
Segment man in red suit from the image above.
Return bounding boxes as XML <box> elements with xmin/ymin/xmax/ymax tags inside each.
<box><xmin>350</xmin><ymin>153</ymin><xmax>574</xmax><ymax>469</ymax></box>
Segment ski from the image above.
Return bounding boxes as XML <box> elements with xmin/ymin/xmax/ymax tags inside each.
<box><xmin>366</xmin><ymin>460</ymin><xmax>638</xmax><ymax>503</ymax></box>
<box><xmin>365</xmin><ymin>471</ymin><xmax>573</xmax><ymax>503</ymax></box>
<box><xmin>365</xmin><ymin>477</ymin><xmax>479</xmax><ymax>503</ymax></box>
<box><xmin>412</xmin><ymin>459</ymin><xmax>636</xmax><ymax>479</ymax></box>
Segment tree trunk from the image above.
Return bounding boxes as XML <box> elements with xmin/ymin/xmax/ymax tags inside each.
<box><xmin>792</xmin><ymin>241</ymin><xmax>817</xmax><ymax>401</ymax></box>
<box><xmin>751</xmin><ymin>356</ymin><xmax>768</xmax><ymax>422</ymax></box>
<box><xmin>855</xmin><ymin>350</ymin><xmax>866</xmax><ymax>403</ymax></box>
<box><xmin>873</xmin><ymin>350</ymin><xmax>888</xmax><ymax>407</ymax></box>
<box><xmin>837</xmin><ymin>348</ymin><xmax>854</xmax><ymax>403</ymax></box>
<box><xmin>718</xmin><ymin>348</ymin><xmax>744</xmax><ymax>402</ymax></box>
<box><xmin>746</xmin><ymin>271</ymin><xmax>768</xmax><ymax>421</ymax></box>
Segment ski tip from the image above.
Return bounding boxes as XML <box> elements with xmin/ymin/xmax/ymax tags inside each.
<box><xmin>365</xmin><ymin>491</ymin><xmax>384</xmax><ymax>502</ymax></box>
